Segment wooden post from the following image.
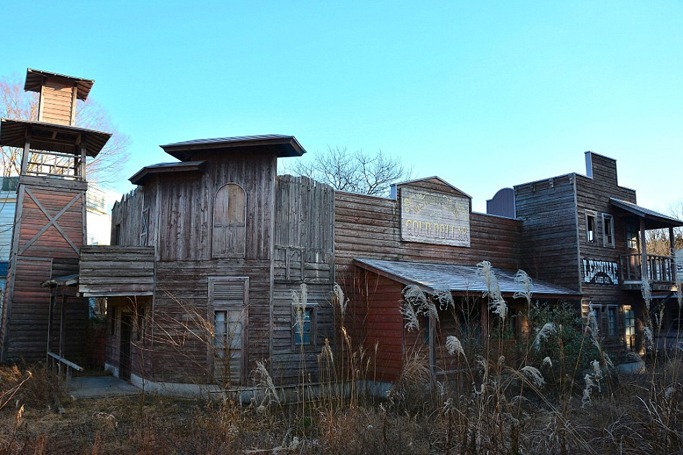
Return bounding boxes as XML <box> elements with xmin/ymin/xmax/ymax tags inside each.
<box><xmin>46</xmin><ymin>291</ymin><xmax>55</xmax><ymax>363</ymax></box>
<box><xmin>20</xmin><ymin>134</ymin><xmax>30</xmax><ymax>175</ymax></box>
<box><xmin>640</xmin><ymin>219</ymin><xmax>648</xmax><ymax>282</ymax></box>
<box><xmin>670</xmin><ymin>226</ymin><xmax>676</xmax><ymax>282</ymax></box>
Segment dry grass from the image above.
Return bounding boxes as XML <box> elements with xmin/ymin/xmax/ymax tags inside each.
<box><xmin>0</xmin><ymin>355</ymin><xmax>680</xmax><ymax>454</ymax></box>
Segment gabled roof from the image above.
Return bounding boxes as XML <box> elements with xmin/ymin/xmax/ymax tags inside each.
<box><xmin>354</xmin><ymin>258</ymin><xmax>580</xmax><ymax>298</ymax></box>
<box><xmin>129</xmin><ymin>161</ymin><xmax>205</xmax><ymax>185</ymax></box>
<box><xmin>610</xmin><ymin>198</ymin><xmax>683</xmax><ymax>229</ymax></box>
<box><xmin>160</xmin><ymin>134</ymin><xmax>306</xmax><ymax>161</ymax></box>
<box><xmin>392</xmin><ymin>176</ymin><xmax>472</xmax><ymax>199</ymax></box>
<box><xmin>24</xmin><ymin>68</ymin><xmax>94</xmax><ymax>101</ymax></box>
<box><xmin>0</xmin><ymin>118</ymin><xmax>111</xmax><ymax>157</ymax></box>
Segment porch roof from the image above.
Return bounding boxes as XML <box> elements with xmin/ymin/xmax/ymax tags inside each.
<box><xmin>610</xmin><ymin>198</ymin><xmax>683</xmax><ymax>229</ymax></box>
<box><xmin>354</xmin><ymin>258</ymin><xmax>581</xmax><ymax>299</ymax></box>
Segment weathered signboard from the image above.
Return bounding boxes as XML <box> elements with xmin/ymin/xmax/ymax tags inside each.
<box><xmin>400</xmin><ymin>188</ymin><xmax>470</xmax><ymax>247</ymax></box>
<box><xmin>582</xmin><ymin>258</ymin><xmax>619</xmax><ymax>285</ymax></box>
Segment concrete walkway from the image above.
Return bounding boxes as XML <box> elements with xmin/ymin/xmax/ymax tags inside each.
<box><xmin>69</xmin><ymin>376</ymin><xmax>140</xmax><ymax>399</ymax></box>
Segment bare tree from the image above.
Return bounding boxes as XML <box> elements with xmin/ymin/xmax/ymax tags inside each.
<box><xmin>645</xmin><ymin>201</ymin><xmax>683</xmax><ymax>255</ymax></box>
<box><xmin>287</xmin><ymin>146</ymin><xmax>411</xmax><ymax>196</ymax></box>
<box><xmin>0</xmin><ymin>73</ymin><xmax>130</xmax><ymax>186</ymax></box>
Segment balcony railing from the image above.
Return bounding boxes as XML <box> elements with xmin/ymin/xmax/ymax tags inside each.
<box><xmin>620</xmin><ymin>253</ymin><xmax>676</xmax><ymax>284</ymax></box>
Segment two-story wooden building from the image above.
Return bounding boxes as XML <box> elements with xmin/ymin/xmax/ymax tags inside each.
<box><xmin>490</xmin><ymin>152</ymin><xmax>682</xmax><ymax>353</ymax></box>
<box><xmin>78</xmin><ymin>136</ymin><xmax>336</xmax><ymax>394</ymax></box>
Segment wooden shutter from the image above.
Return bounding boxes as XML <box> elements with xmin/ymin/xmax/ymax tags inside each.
<box><xmin>212</xmin><ymin>184</ymin><xmax>246</xmax><ymax>258</ymax></box>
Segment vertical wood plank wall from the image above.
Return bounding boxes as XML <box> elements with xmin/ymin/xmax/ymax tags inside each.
<box><xmin>271</xmin><ymin>175</ymin><xmax>335</xmax><ymax>383</ymax></box>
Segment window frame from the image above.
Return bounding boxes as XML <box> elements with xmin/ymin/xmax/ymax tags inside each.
<box><xmin>602</xmin><ymin>213</ymin><xmax>615</xmax><ymax>247</ymax></box>
<box><xmin>585</xmin><ymin>211</ymin><xmax>597</xmax><ymax>244</ymax></box>
<box><xmin>208</xmin><ymin>276</ymin><xmax>249</xmax><ymax>384</ymax></box>
<box><xmin>292</xmin><ymin>303</ymin><xmax>318</xmax><ymax>349</ymax></box>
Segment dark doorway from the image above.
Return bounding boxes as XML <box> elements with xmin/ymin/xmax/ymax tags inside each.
<box><xmin>120</xmin><ymin>313</ymin><xmax>132</xmax><ymax>381</ymax></box>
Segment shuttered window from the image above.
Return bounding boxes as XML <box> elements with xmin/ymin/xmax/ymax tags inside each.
<box><xmin>212</xmin><ymin>184</ymin><xmax>246</xmax><ymax>258</ymax></box>
<box><xmin>209</xmin><ymin>277</ymin><xmax>248</xmax><ymax>384</ymax></box>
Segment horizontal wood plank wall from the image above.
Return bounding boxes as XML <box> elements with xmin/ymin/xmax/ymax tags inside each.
<box><xmin>79</xmin><ymin>246</ymin><xmax>155</xmax><ymax>296</ymax></box>
<box><xmin>514</xmin><ymin>175</ymin><xmax>580</xmax><ymax>291</ymax></box>
<box><xmin>334</xmin><ymin>189</ymin><xmax>522</xmax><ymax>283</ymax></box>
<box><xmin>2</xmin><ymin>258</ymin><xmax>53</xmax><ymax>361</ymax></box>
<box><xmin>347</xmin><ymin>270</ymin><xmax>405</xmax><ymax>382</ymax></box>
<box><xmin>40</xmin><ymin>82</ymin><xmax>75</xmax><ymax>125</ymax></box>
<box><xmin>271</xmin><ymin>175</ymin><xmax>335</xmax><ymax>383</ymax></box>
<box><xmin>148</xmin><ymin>260</ymin><xmax>271</xmax><ymax>384</ymax></box>
<box><xmin>0</xmin><ymin>190</ymin><xmax>17</xmax><ymax>262</ymax></box>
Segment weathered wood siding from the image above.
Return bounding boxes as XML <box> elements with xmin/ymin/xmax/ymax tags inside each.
<box><xmin>575</xmin><ymin>154</ymin><xmax>638</xmax><ymax>353</ymax></box>
<box><xmin>79</xmin><ymin>246</ymin><xmax>155</xmax><ymax>297</ymax></box>
<box><xmin>347</xmin><ymin>270</ymin><xmax>405</xmax><ymax>382</ymax></box>
<box><xmin>106</xmin><ymin>152</ymin><xmax>280</xmax><ymax>385</ymax></box>
<box><xmin>39</xmin><ymin>80</ymin><xmax>76</xmax><ymax>126</ymax></box>
<box><xmin>2</xmin><ymin>179</ymin><xmax>87</xmax><ymax>362</ymax></box>
<box><xmin>271</xmin><ymin>175</ymin><xmax>335</xmax><ymax>383</ymax></box>
<box><xmin>335</xmin><ymin>182</ymin><xmax>522</xmax><ymax>284</ymax></box>
<box><xmin>514</xmin><ymin>175</ymin><xmax>580</xmax><ymax>291</ymax></box>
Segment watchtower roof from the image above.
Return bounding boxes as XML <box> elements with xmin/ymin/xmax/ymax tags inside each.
<box><xmin>24</xmin><ymin>68</ymin><xmax>94</xmax><ymax>101</ymax></box>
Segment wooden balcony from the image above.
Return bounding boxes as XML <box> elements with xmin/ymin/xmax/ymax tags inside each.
<box><xmin>620</xmin><ymin>253</ymin><xmax>677</xmax><ymax>291</ymax></box>
<box><xmin>79</xmin><ymin>246</ymin><xmax>155</xmax><ymax>297</ymax></box>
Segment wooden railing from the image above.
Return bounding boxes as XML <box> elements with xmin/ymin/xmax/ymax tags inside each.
<box><xmin>620</xmin><ymin>254</ymin><xmax>676</xmax><ymax>283</ymax></box>
<box><xmin>47</xmin><ymin>351</ymin><xmax>84</xmax><ymax>387</ymax></box>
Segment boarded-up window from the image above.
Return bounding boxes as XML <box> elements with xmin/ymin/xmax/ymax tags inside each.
<box><xmin>209</xmin><ymin>277</ymin><xmax>248</xmax><ymax>385</ymax></box>
<box><xmin>213</xmin><ymin>184</ymin><xmax>246</xmax><ymax>258</ymax></box>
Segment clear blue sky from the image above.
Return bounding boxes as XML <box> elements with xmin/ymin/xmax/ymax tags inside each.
<box><xmin>2</xmin><ymin>1</ymin><xmax>681</xmax><ymax>214</ymax></box>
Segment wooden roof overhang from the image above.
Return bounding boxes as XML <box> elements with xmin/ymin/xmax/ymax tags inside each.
<box><xmin>0</xmin><ymin>118</ymin><xmax>111</xmax><ymax>157</ymax></box>
<box><xmin>160</xmin><ymin>134</ymin><xmax>307</xmax><ymax>161</ymax></box>
<box><xmin>129</xmin><ymin>161</ymin><xmax>205</xmax><ymax>185</ymax></box>
<box><xmin>354</xmin><ymin>258</ymin><xmax>581</xmax><ymax>300</ymax></box>
<box><xmin>24</xmin><ymin>68</ymin><xmax>94</xmax><ymax>101</ymax></box>
<box><xmin>41</xmin><ymin>274</ymin><xmax>79</xmax><ymax>288</ymax></box>
<box><xmin>610</xmin><ymin>198</ymin><xmax>683</xmax><ymax>230</ymax></box>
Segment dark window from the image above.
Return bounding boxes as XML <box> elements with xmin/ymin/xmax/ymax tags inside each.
<box><xmin>602</xmin><ymin>214</ymin><xmax>615</xmax><ymax>247</ymax></box>
<box><xmin>586</xmin><ymin>212</ymin><xmax>596</xmax><ymax>243</ymax></box>
<box><xmin>113</xmin><ymin>224</ymin><xmax>121</xmax><ymax>245</ymax></box>
<box><xmin>626</xmin><ymin>225</ymin><xmax>639</xmax><ymax>250</ymax></box>
<box><xmin>607</xmin><ymin>306</ymin><xmax>617</xmax><ymax>337</ymax></box>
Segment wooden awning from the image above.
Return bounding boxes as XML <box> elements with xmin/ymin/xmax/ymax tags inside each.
<box><xmin>354</xmin><ymin>258</ymin><xmax>581</xmax><ymax>299</ymax></box>
<box><xmin>0</xmin><ymin>118</ymin><xmax>111</xmax><ymax>157</ymax></box>
<box><xmin>610</xmin><ymin>198</ymin><xmax>683</xmax><ymax>230</ymax></box>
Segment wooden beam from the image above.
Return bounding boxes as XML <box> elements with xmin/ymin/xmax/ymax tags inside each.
<box><xmin>640</xmin><ymin>219</ymin><xmax>648</xmax><ymax>282</ymax></box>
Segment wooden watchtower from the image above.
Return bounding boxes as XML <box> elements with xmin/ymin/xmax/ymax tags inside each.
<box><xmin>0</xmin><ymin>69</ymin><xmax>111</xmax><ymax>363</ymax></box>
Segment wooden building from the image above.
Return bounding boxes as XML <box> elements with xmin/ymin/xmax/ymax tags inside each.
<box><xmin>491</xmin><ymin>152</ymin><xmax>683</xmax><ymax>354</ymax></box>
<box><xmin>335</xmin><ymin>177</ymin><xmax>580</xmax><ymax>383</ymax></box>
<box><xmin>0</xmin><ymin>69</ymin><xmax>110</xmax><ymax>363</ymax></box>
<box><xmin>1</xmin><ymin>67</ymin><xmax>680</xmax><ymax>393</ymax></box>
<box><xmin>78</xmin><ymin>136</ymin><xmax>335</xmax><ymax>394</ymax></box>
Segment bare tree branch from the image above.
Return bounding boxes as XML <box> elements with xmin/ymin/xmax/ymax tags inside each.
<box><xmin>287</xmin><ymin>146</ymin><xmax>411</xmax><ymax>196</ymax></box>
